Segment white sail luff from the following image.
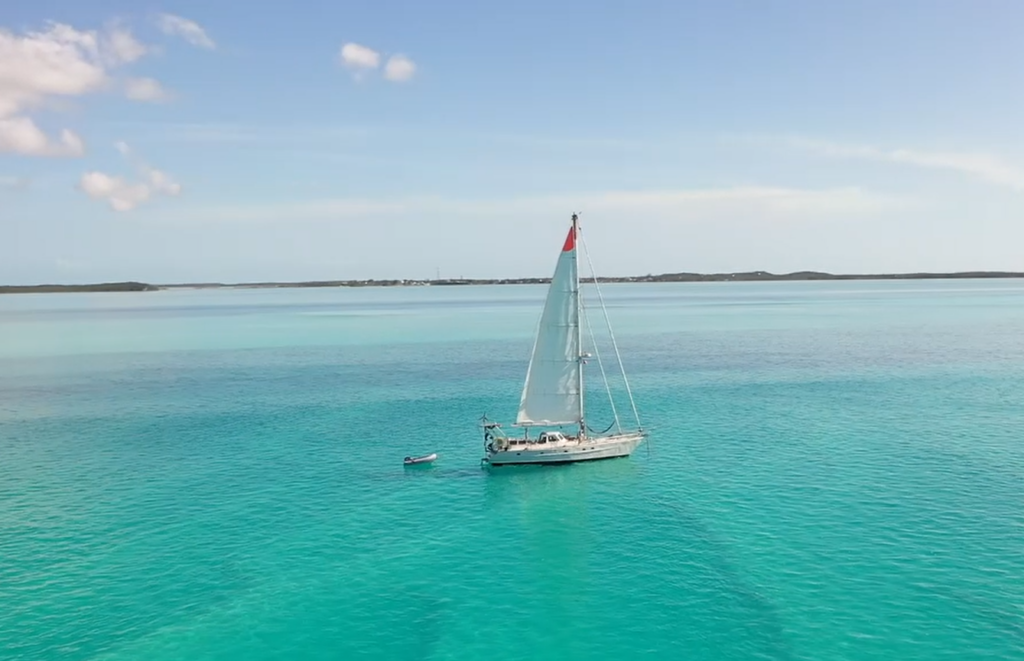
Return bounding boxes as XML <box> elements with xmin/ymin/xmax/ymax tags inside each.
<box><xmin>515</xmin><ymin>225</ymin><xmax>581</xmax><ymax>426</ymax></box>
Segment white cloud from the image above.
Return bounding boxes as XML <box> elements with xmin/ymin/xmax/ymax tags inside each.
<box><xmin>124</xmin><ymin>77</ymin><xmax>170</xmax><ymax>102</ymax></box>
<box><xmin>79</xmin><ymin>172</ymin><xmax>151</xmax><ymax>211</ymax></box>
<box><xmin>339</xmin><ymin>42</ymin><xmax>380</xmax><ymax>71</ymax></box>
<box><xmin>79</xmin><ymin>142</ymin><xmax>181</xmax><ymax>211</ymax></box>
<box><xmin>337</xmin><ymin>45</ymin><xmax>417</xmax><ymax>82</ymax></box>
<box><xmin>777</xmin><ymin>137</ymin><xmax>1024</xmax><ymax>191</ymax></box>
<box><xmin>0</xmin><ymin>23</ymin><xmax>108</xmax><ymax>114</ymax></box>
<box><xmin>156</xmin><ymin>14</ymin><xmax>215</xmax><ymax>50</ymax></box>
<box><xmin>384</xmin><ymin>54</ymin><xmax>416</xmax><ymax>82</ymax></box>
<box><xmin>0</xmin><ymin>21</ymin><xmax>164</xmax><ymax>156</ymax></box>
<box><xmin>0</xmin><ymin>116</ymin><xmax>84</xmax><ymax>156</ymax></box>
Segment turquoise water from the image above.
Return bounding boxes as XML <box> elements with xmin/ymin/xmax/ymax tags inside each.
<box><xmin>1</xmin><ymin>281</ymin><xmax>1022</xmax><ymax>660</ymax></box>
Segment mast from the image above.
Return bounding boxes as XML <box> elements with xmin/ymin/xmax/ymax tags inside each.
<box><xmin>572</xmin><ymin>213</ymin><xmax>585</xmax><ymax>438</ymax></box>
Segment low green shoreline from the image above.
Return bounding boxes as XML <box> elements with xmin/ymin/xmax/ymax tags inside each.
<box><xmin>3</xmin><ymin>271</ymin><xmax>1024</xmax><ymax>294</ymax></box>
<box><xmin>0</xmin><ymin>281</ymin><xmax>159</xmax><ymax>294</ymax></box>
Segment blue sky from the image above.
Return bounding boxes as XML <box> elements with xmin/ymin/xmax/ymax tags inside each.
<box><xmin>3</xmin><ymin>1</ymin><xmax>1024</xmax><ymax>284</ymax></box>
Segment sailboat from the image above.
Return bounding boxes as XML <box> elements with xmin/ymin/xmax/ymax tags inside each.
<box><xmin>481</xmin><ymin>213</ymin><xmax>647</xmax><ymax>466</ymax></box>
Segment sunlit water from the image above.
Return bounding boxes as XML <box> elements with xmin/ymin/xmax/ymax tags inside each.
<box><xmin>1</xmin><ymin>281</ymin><xmax>1022</xmax><ymax>660</ymax></box>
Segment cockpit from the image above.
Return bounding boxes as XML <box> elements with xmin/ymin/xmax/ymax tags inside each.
<box><xmin>537</xmin><ymin>431</ymin><xmax>567</xmax><ymax>444</ymax></box>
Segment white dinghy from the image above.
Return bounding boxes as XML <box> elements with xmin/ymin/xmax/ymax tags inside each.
<box><xmin>404</xmin><ymin>453</ymin><xmax>438</xmax><ymax>466</ymax></box>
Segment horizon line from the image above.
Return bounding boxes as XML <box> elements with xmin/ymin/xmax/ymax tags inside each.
<box><xmin>5</xmin><ymin>269</ymin><xmax>1024</xmax><ymax>293</ymax></box>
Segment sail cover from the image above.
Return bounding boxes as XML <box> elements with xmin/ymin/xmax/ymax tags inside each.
<box><xmin>516</xmin><ymin>225</ymin><xmax>582</xmax><ymax>426</ymax></box>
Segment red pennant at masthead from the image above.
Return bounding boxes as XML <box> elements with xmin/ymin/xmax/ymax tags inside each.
<box><xmin>562</xmin><ymin>226</ymin><xmax>576</xmax><ymax>252</ymax></box>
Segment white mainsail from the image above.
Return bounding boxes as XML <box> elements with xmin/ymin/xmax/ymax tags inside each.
<box><xmin>515</xmin><ymin>224</ymin><xmax>582</xmax><ymax>426</ymax></box>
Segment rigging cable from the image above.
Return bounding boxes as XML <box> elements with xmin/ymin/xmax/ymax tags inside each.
<box><xmin>580</xmin><ymin>285</ymin><xmax>622</xmax><ymax>434</ymax></box>
<box><xmin>579</xmin><ymin>228</ymin><xmax>643</xmax><ymax>431</ymax></box>
<box><xmin>586</xmin><ymin>421</ymin><xmax>617</xmax><ymax>435</ymax></box>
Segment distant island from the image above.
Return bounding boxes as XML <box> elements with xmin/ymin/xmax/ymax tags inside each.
<box><xmin>4</xmin><ymin>271</ymin><xmax>1024</xmax><ymax>293</ymax></box>
<box><xmin>0</xmin><ymin>281</ymin><xmax>158</xmax><ymax>294</ymax></box>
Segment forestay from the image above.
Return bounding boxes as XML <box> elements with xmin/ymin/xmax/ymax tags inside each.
<box><xmin>515</xmin><ymin>225</ymin><xmax>582</xmax><ymax>426</ymax></box>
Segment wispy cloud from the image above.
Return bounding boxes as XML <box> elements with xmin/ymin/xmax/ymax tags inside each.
<box><xmin>0</xmin><ymin>175</ymin><xmax>30</xmax><ymax>190</ymax></box>
<box><xmin>109</xmin><ymin>122</ymin><xmax>649</xmax><ymax>154</ymax></box>
<box><xmin>141</xmin><ymin>122</ymin><xmax>265</xmax><ymax>143</ymax></box>
<box><xmin>173</xmin><ymin>197</ymin><xmax>408</xmax><ymax>222</ymax></box>
<box><xmin>113</xmin><ymin>122</ymin><xmax>373</xmax><ymax>144</ymax></box>
<box><xmin>124</xmin><ymin>77</ymin><xmax>171</xmax><ymax>102</ymax></box>
<box><xmin>146</xmin><ymin>185</ymin><xmax>900</xmax><ymax>224</ymax></box>
<box><xmin>885</xmin><ymin>149</ymin><xmax>1024</xmax><ymax>191</ymax></box>
<box><xmin>477</xmin><ymin>132</ymin><xmax>644</xmax><ymax>151</ymax></box>
<box><xmin>78</xmin><ymin>141</ymin><xmax>181</xmax><ymax>211</ymax></box>
<box><xmin>103</xmin><ymin>24</ymin><xmax>148</xmax><ymax>64</ymax></box>
<box><xmin>767</xmin><ymin>136</ymin><xmax>1024</xmax><ymax>191</ymax></box>
<box><xmin>457</xmin><ymin>186</ymin><xmax>900</xmax><ymax>220</ymax></box>
<box><xmin>156</xmin><ymin>14</ymin><xmax>215</xmax><ymax>49</ymax></box>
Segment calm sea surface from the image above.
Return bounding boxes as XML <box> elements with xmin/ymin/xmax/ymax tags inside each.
<box><xmin>1</xmin><ymin>281</ymin><xmax>1022</xmax><ymax>660</ymax></box>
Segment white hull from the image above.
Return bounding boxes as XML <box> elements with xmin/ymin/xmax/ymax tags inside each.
<box><xmin>484</xmin><ymin>432</ymin><xmax>645</xmax><ymax>466</ymax></box>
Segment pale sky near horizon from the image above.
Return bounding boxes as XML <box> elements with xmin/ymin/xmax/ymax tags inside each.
<box><xmin>3</xmin><ymin>1</ymin><xmax>1024</xmax><ymax>284</ymax></box>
